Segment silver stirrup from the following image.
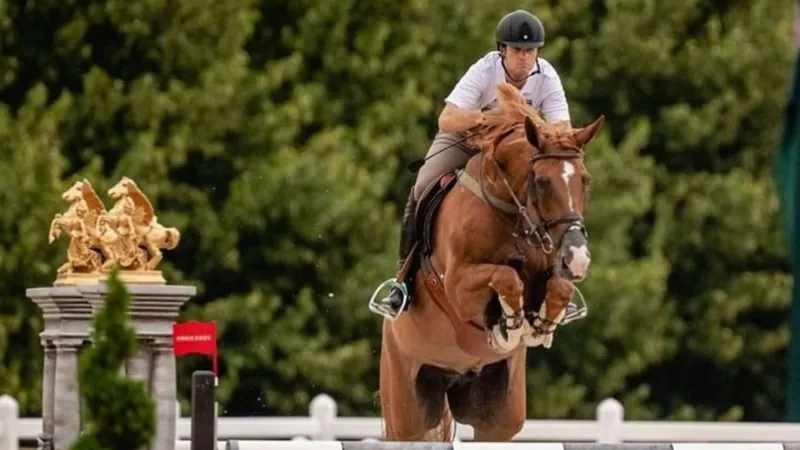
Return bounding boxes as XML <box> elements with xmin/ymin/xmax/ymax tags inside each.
<box><xmin>561</xmin><ymin>283</ymin><xmax>587</xmax><ymax>325</ymax></box>
<box><xmin>368</xmin><ymin>278</ymin><xmax>409</xmax><ymax>321</ymax></box>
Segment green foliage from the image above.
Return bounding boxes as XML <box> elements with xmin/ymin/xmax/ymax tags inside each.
<box><xmin>71</xmin><ymin>269</ymin><xmax>155</xmax><ymax>450</ymax></box>
<box><xmin>0</xmin><ymin>0</ymin><xmax>793</xmax><ymax>424</ymax></box>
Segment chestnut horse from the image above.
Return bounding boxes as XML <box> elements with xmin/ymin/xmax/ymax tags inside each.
<box><xmin>378</xmin><ymin>82</ymin><xmax>604</xmax><ymax>442</ymax></box>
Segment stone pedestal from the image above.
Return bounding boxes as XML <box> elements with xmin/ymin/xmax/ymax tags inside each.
<box><xmin>27</xmin><ymin>283</ymin><xmax>197</xmax><ymax>450</ymax></box>
<box><xmin>26</xmin><ymin>287</ymin><xmax>93</xmax><ymax>450</ymax></box>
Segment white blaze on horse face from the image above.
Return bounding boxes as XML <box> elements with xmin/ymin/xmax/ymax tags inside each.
<box><xmin>561</xmin><ymin>161</ymin><xmax>575</xmax><ymax>211</ymax></box>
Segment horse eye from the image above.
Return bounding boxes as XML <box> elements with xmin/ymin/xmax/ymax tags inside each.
<box><xmin>535</xmin><ymin>177</ymin><xmax>550</xmax><ymax>189</ymax></box>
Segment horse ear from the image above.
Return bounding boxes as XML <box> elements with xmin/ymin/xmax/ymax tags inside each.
<box><xmin>573</xmin><ymin>115</ymin><xmax>605</xmax><ymax>147</ymax></box>
<box><xmin>524</xmin><ymin>116</ymin><xmax>540</xmax><ymax>149</ymax></box>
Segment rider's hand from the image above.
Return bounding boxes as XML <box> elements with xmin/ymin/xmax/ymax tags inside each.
<box><xmin>475</xmin><ymin>112</ymin><xmax>489</xmax><ymax>128</ymax></box>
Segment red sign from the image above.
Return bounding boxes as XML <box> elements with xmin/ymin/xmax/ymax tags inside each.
<box><xmin>173</xmin><ymin>320</ymin><xmax>218</xmax><ymax>377</ymax></box>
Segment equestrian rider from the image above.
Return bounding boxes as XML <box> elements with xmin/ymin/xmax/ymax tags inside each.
<box><xmin>370</xmin><ymin>9</ymin><xmax>573</xmax><ymax>320</ymax></box>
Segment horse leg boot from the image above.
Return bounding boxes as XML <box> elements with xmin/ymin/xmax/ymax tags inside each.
<box><xmin>523</xmin><ymin>276</ymin><xmax>574</xmax><ymax>349</ymax></box>
<box><xmin>371</xmin><ymin>189</ymin><xmax>418</xmax><ymax>319</ymax></box>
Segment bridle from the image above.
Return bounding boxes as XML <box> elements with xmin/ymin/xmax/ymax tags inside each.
<box><xmin>472</xmin><ymin>127</ymin><xmax>590</xmax><ymax>337</ymax></box>
<box><xmin>477</xmin><ymin>128</ymin><xmax>588</xmax><ymax>255</ymax></box>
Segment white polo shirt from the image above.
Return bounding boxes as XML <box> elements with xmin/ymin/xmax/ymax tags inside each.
<box><xmin>444</xmin><ymin>51</ymin><xmax>571</xmax><ymax>123</ymax></box>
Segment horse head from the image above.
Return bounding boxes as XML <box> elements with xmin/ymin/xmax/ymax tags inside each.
<box><xmin>61</xmin><ymin>180</ymin><xmax>87</xmax><ymax>203</ymax></box>
<box><xmin>468</xmin><ymin>82</ymin><xmax>604</xmax><ymax>282</ymax></box>
<box><xmin>108</xmin><ymin>176</ymin><xmax>137</xmax><ymax>200</ymax></box>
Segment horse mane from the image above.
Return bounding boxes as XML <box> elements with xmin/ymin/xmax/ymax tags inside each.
<box><xmin>467</xmin><ymin>82</ymin><xmax>547</xmax><ymax>152</ymax></box>
<box><xmin>80</xmin><ymin>181</ymin><xmax>106</xmax><ymax>214</ymax></box>
<box><xmin>125</xmin><ymin>181</ymin><xmax>155</xmax><ymax>225</ymax></box>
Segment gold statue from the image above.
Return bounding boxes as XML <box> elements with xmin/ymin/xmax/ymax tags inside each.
<box><xmin>49</xmin><ymin>177</ymin><xmax>181</xmax><ymax>286</ymax></box>
<box><xmin>48</xmin><ymin>179</ymin><xmax>107</xmax><ymax>285</ymax></box>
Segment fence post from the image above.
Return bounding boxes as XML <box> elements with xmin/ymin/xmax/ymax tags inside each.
<box><xmin>190</xmin><ymin>371</ymin><xmax>216</xmax><ymax>450</ymax></box>
<box><xmin>0</xmin><ymin>395</ymin><xmax>19</xmax><ymax>450</ymax></box>
<box><xmin>596</xmin><ymin>397</ymin><xmax>624</xmax><ymax>443</ymax></box>
<box><xmin>309</xmin><ymin>394</ymin><xmax>337</xmax><ymax>440</ymax></box>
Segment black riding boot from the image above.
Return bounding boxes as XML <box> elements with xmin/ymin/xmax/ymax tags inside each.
<box><xmin>376</xmin><ymin>190</ymin><xmax>417</xmax><ymax>316</ymax></box>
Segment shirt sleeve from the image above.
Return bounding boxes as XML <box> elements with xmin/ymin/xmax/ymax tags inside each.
<box><xmin>539</xmin><ymin>69</ymin><xmax>571</xmax><ymax>123</ymax></box>
<box><xmin>444</xmin><ymin>60</ymin><xmax>487</xmax><ymax>111</ymax></box>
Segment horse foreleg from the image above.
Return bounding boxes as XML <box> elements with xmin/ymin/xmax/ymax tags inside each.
<box><xmin>144</xmin><ymin>242</ymin><xmax>162</xmax><ymax>270</ymax></box>
<box><xmin>523</xmin><ymin>276</ymin><xmax>574</xmax><ymax>349</ymax></box>
<box><xmin>447</xmin><ymin>264</ymin><xmax>527</xmax><ymax>354</ymax></box>
<box><xmin>101</xmin><ymin>247</ymin><xmax>118</xmax><ymax>271</ymax></box>
<box><xmin>48</xmin><ymin>219</ymin><xmax>62</xmax><ymax>243</ymax></box>
<box><xmin>57</xmin><ymin>244</ymin><xmax>76</xmax><ymax>274</ymax></box>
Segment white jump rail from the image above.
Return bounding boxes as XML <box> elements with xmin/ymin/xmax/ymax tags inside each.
<box><xmin>188</xmin><ymin>443</ymin><xmax>800</xmax><ymax>450</ymax></box>
<box><xmin>7</xmin><ymin>394</ymin><xmax>800</xmax><ymax>447</ymax></box>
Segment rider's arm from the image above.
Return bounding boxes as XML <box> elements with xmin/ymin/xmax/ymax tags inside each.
<box><xmin>539</xmin><ymin>65</ymin><xmax>572</xmax><ymax>126</ymax></box>
<box><xmin>438</xmin><ymin>103</ymin><xmax>485</xmax><ymax>133</ymax></box>
<box><xmin>438</xmin><ymin>58</ymin><xmax>489</xmax><ymax>133</ymax></box>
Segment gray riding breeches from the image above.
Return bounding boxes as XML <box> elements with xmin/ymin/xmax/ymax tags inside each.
<box><xmin>413</xmin><ymin>131</ymin><xmax>478</xmax><ymax>200</ymax></box>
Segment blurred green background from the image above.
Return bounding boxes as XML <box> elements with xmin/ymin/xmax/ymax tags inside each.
<box><xmin>0</xmin><ymin>0</ymin><xmax>796</xmax><ymax>423</ymax></box>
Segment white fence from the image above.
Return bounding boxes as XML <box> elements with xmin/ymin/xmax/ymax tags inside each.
<box><xmin>3</xmin><ymin>393</ymin><xmax>800</xmax><ymax>448</ymax></box>
<box><xmin>0</xmin><ymin>396</ymin><xmax>18</xmax><ymax>450</ymax></box>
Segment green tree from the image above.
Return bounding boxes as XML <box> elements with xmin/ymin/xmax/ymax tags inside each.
<box><xmin>561</xmin><ymin>0</ymin><xmax>793</xmax><ymax>421</ymax></box>
<box><xmin>0</xmin><ymin>85</ymin><xmax>73</xmax><ymax>414</ymax></box>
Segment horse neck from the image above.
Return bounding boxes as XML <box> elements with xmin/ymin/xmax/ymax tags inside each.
<box><xmin>106</xmin><ymin>198</ymin><xmax>123</xmax><ymax>214</ymax></box>
<box><xmin>460</xmin><ymin>154</ymin><xmax>554</xmax><ymax>274</ymax></box>
<box><xmin>522</xmin><ymin>245</ymin><xmax>553</xmax><ymax>274</ymax></box>
<box><xmin>63</xmin><ymin>199</ymin><xmax>83</xmax><ymax>217</ymax></box>
<box><xmin>455</xmin><ymin>153</ymin><xmax>524</xmax><ymax>249</ymax></box>
<box><xmin>463</xmin><ymin>144</ymin><xmax>529</xmax><ymax>205</ymax></box>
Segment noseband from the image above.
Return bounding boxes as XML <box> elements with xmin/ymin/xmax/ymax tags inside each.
<box><xmin>478</xmin><ymin>130</ymin><xmax>587</xmax><ymax>254</ymax></box>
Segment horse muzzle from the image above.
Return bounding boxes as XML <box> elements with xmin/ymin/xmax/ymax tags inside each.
<box><xmin>557</xmin><ymin>226</ymin><xmax>590</xmax><ymax>282</ymax></box>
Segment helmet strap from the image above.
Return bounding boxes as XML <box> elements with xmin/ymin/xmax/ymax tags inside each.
<box><xmin>500</xmin><ymin>54</ymin><xmax>540</xmax><ymax>84</ymax></box>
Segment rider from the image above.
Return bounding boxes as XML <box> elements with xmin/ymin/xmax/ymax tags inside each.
<box><xmin>369</xmin><ymin>9</ymin><xmax>573</xmax><ymax>320</ymax></box>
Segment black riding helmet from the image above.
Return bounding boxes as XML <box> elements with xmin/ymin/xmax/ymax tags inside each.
<box><xmin>495</xmin><ymin>10</ymin><xmax>545</xmax><ymax>49</ymax></box>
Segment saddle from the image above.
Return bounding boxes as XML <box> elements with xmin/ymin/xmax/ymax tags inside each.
<box><xmin>396</xmin><ymin>171</ymin><xmax>498</xmax><ymax>359</ymax></box>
